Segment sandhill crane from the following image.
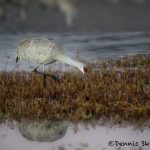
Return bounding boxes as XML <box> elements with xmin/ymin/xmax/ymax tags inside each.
<box><xmin>16</xmin><ymin>37</ymin><xmax>87</xmax><ymax>86</ymax></box>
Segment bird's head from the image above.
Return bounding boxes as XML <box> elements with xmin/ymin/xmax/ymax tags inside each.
<box><xmin>79</xmin><ymin>64</ymin><xmax>88</xmax><ymax>74</ymax></box>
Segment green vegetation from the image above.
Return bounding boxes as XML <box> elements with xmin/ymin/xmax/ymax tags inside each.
<box><xmin>0</xmin><ymin>54</ymin><xmax>150</xmax><ymax>124</ymax></box>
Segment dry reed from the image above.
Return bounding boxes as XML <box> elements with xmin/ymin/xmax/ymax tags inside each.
<box><xmin>0</xmin><ymin>54</ymin><xmax>150</xmax><ymax>124</ymax></box>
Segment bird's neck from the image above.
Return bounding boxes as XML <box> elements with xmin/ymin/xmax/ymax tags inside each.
<box><xmin>57</xmin><ymin>55</ymin><xmax>84</xmax><ymax>70</ymax></box>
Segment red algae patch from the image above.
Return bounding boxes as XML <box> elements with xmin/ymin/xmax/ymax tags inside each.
<box><xmin>0</xmin><ymin>54</ymin><xmax>150</xmax><ymax>123</ymax></box>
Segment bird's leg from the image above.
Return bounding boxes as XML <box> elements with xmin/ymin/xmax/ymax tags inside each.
<box><xmin>43</xmin><ymin>65</ymin><xmax>47</xmax><ymax>88</ymax></box>
<box><xmin>33</xmin><ymin>67</ymin><xmax>38</xmax><ymax>72</ymax></box>
<box><xmin>33</xmin><ymin>64</ymin><xmax>41</xmax><ymax>72</ymax></box>
<box><xmin>33</xmin><ymin>68</ymin><xmax>37</xmax><ymax>72</ymax></box>
<box><xmin>33</xmin><ymin>64</ymin><xmax>60</xmax><ymax>86</ymax></box>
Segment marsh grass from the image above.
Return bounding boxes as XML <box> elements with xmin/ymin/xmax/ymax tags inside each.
<box><xmin>0</xmin><ymin>54</ymin><xmax>150</xmax><ymax>124</ymax></box>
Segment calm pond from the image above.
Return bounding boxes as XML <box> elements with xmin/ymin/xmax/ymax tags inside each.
<box><xmin>0</xmin><ymin>31</ymin><xmax>150</xmax><ymax>150</ymax></box>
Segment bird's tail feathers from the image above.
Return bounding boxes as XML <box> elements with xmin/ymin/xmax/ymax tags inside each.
<box><xmin>16</xmin><ymin>56</ymin><xmax>19</xmax><ymax>63</ymax></box>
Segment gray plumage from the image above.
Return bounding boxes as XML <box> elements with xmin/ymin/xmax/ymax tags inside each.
<box><xmin>16</xmin><ymin>38</ymin><xmax>63</xmax><ymax>64</ymax></box>
<box><xmin>16</xmin><ymin>37</ymin><xmax>87</xmax><ymax>73</ymax></box>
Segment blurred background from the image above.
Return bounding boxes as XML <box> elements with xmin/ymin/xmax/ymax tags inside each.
<box><xmin>0</xmin><ymin>0</ymin><xmax>150</xmax><ymax>33</ymax></box>
<box><xmin>0</xmin><ymin>0</ymin><xmax>150</xmax><ymax>71</ymax></box>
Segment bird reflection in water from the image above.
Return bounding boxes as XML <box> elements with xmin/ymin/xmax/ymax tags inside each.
<box><xmin>17</xmin><ymin>120</ymin><xmax>69</xmax><ymax>142</ymax></box>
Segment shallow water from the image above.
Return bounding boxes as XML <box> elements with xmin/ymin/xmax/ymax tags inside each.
<box><xmin>0</xmin><ymin>121</ymin><xmax>150</xmax><ymax>150</ymax></box>
<box><xmin>0</xmin><ymin>31</ymin><xmax>150</xmax><ymax>71</ymax></box>
<box><xmin>0</xmin><ymin>31</ymin><xmax>150</xmax><ymax>150</ymax></box>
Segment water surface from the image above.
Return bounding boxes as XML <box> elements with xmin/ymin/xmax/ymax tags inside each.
<box><xmin>0</xmin><ymin>31</ymin><xmax>150</xmax><ymax>71</ymax></box>
<box><xmin>0</xmin><ymin>121</ymin><xmax>150</xmax><ymax>150</ymax></box>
